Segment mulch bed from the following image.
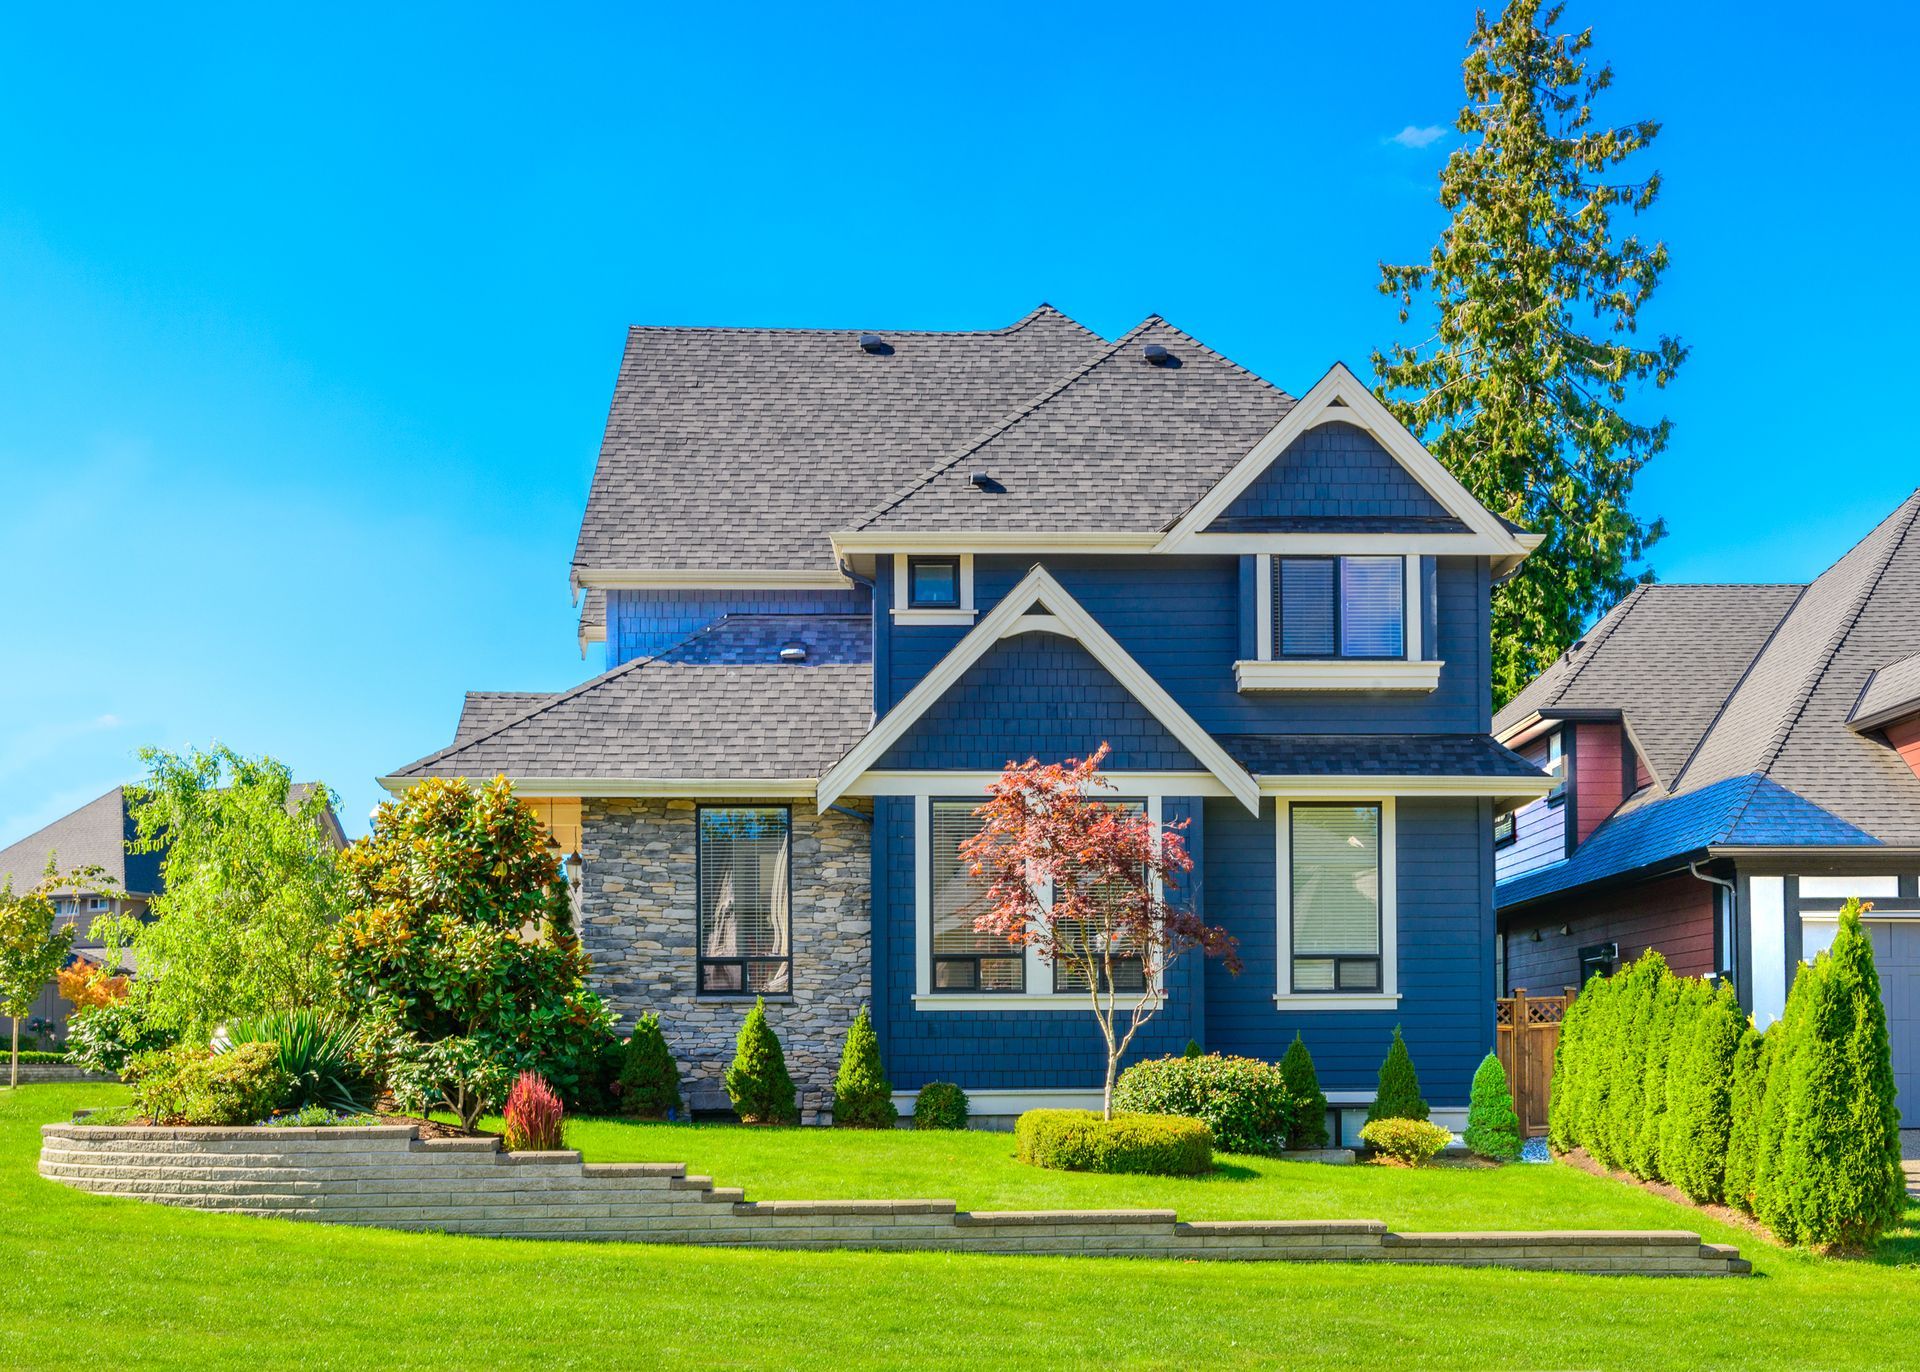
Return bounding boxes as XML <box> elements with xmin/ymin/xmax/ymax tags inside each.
<box><xmin>1557</xmin><ymin>1146</ymin><xmax>1783</xmax><ymax>1247</ymax></box>
<box><xmin>379</xmin><ymin>1113</ymin><xmax>494</xmax><ymax>1141</ymax></box>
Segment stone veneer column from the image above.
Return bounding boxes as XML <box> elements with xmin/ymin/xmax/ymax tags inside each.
<box><xmin>578</xmin><ymin>797</ymin><xmax>871</xmax><ymax>1121</ymax></box>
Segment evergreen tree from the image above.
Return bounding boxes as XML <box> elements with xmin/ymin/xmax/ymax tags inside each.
<box><xmin>1464</xmin><ymin>1052</ymin><xmax>1523</xmax><ymax>1162</ymax></box>
<box><xmin>831</xmin><ymin>1005</ymin><xmax>897</xmax><ymax>1129</ymax></box>
<box><xmin>724</xmin><ymin>997</ymin><xmax>798</xmax><ymax>1125</ymax></box>
<box><xmin>1373</xmin><ymin>0</ymin><xmax>1685</xmax><ymax>703</ymax></box>
<box><xmin>1722</xmin><ymin>1025</ymin><xmax>1767</xmax><ymax>1215</ymax></box>
<box><xmin>1545</xmin><ymin>979</ymin><xmax>1588</xmax><ymax>1151</ymax></box>
<box><xmin>1752</xmin><ymin>962</ymin><xmax>1814</xmax><ymax>1235</ymax></box>
<box><xmin>1597</xmin><ymin>951</ymin><xmax>1666</xmax><ymax>1169</ymax></box>
<box><xmin>615</xmin><ymin>1013</ymin><xmax>683</xmax><ymax>1119</ymax></box>
<box><xmin>1279</xmin><ymin>1033</ymin><xmax>1330</xmax><ymax>1148</ymax></box>
<box><xmin>1367</xmin><ymin>1026</ymin><xmax>1430</xmax><ymax>1123</ymax></box>
<box><xmin>1629</xmin><ymin>973</ymin><xmax>1684</xmax><ymax>1179</ymax></box>
<box><xmin>1662</xmin><ymin>981</ymin><xmax>1742</xmax><ymax>1204</ymax></box>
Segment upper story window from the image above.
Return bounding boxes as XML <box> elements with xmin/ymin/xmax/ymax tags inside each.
<box><xmin>1544</xmin><ymin>730</ymin><xmax>1567</xmax><ymax>806</ymax></box>
<box><xmin>1493</xmin><ymin>810</ymin><xmax>1516</xmax><ymax>848</ymax></box>
<box><xmin>696</xmin><ymin>806</ymin><xmax>792</xmax><ymax>996</ymax></box>
<box><xmin>907</xmin><ymin>557</ymin><xmax>961</xmax><ymax>609</ymax></box>
<box><xmin>1274</xmin><ymin>555</ymin><xmax>1404</xmax><ymax>659</ymax></box>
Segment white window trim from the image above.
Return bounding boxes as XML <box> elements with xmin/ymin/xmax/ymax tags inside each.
<box><xmin>1243</xmin><ymin>554</ymin><xmax>1437</xmax><ymax>693</ymax></box>
<box><xmin>1273</xmin><ymin>796</ymin><xmax>1401</xmax><ymax>1010</ymax></box>
<box><xmin>892</xmin><ymin>553</ymin><xmax>976</xmax><ymax>625</ymax></box>
<box><xmin>912</xmin><ymin>790</ymin><xmax>1170</xmax><ymax>1011</ymax></box>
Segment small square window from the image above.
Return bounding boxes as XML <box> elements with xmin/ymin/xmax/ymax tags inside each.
<box><xmin>907</xmin><ymin>558</ymin><xmax>960</xmax><ymax>608</ymax></box>
<box><xmin>1493</xmin><ymin>811</ymin><xmax>1516</xmax><ymax>849</ymax></box>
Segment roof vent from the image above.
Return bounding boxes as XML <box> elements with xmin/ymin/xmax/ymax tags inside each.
<box><xmin>1142</xmin><ymin>342</ymin><xmax>1173</xmax><ymax>366</ymax></box>
<box><xmin>859</xmin><ymin>333</ymin><xmax>886</xmax><ymax>353</ymax></box>
<box><xmin>779</xmin><ymin>642</ymin><xmax>808</xmax><ymax>663</ymax></box>
<box><xmin>970</xmin><ymin>471</ymin><xmax>993</xmax><ymax>489</ymax></box>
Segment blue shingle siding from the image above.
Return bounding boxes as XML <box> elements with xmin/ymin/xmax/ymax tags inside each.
<box><xmin>607</xmin><ymin>587</ymin><xmax>871</xmax><ymax>667</ymax></box>
<box><xmin>883</xmin><ymin>555</ymin><xmax>1488</xmax><ymax>736</ymax></box>
<box><xmin>1200</xmin><ymin>796</ymin><xmax>1489</xmax><ymax>1107</ymax></box>
<box><xmin>877</xmin><ymin>633</ymin><xmax>1201</xmax><ymax>771</ymax></box>
<box><xmin>1209</xmin><ymin>422</ymin><xmax>1451</xmax><ymax>527</ymax></box>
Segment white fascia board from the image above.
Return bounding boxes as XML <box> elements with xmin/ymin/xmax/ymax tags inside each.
<box><xmin>1257</xmin><ymin>775</ymin><xmax>1554</xmax><ymax>798</ymax></box>
<box><xmin>376</xmin><ymin>775</ymin><xmax>818</xmax><ymax>799</ymax></box>
<box><xmin>816</xmin><ymin>565</ymin><xmax>1261</xmax><ymax>815</ymax></box>
<box><xmin>842</xmin><ymin>770</ymin><xmax>1233</xmax><ymax>798</ymax></box>
<box><xmin>1177</xmin><ymin>532</ymin><xmax>1518</xmax><ymax>556</ymax></box>
<box><xmin>1157</xmin><ymin>363</ymin><xmax>1531</xmax><ymax>556</ymax></box>
<box><xmin>575</xmin><ymin>568</ymin><xmax>853</xmax><ymax>590</ymax></box>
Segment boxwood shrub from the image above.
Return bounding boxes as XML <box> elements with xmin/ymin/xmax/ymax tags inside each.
<box><xmin>1015</xmin><ymin>1109</ymin><xmax>1212</xmax><ymax>1176</ymax></box>
<box><xmin>912</xmin><ymin>1081</ymin><xmax>969</xmax><ymax>1130</ymax></box>
<box><xmin>1358</xmin><ymin>1117</ymin><xmax>1453</xmax><ymax>1166</ymax></box>
<box><xmin>5</xmin><ymin>1050</ymin><xmax>72</xmax><ymax>1065</ymax></box>
<box><xmin>126</xmin><ymin>1042</ymin><xmax>291</xmax><ymax>1125</ymax></box>
<box><xmin>1112</xmin><ymin>1052</ymin><xmax>1299</xmax><ymax>1155</ymax></box>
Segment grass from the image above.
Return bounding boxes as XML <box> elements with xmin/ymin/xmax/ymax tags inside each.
<box><xmin>5</xmin><ymin>1084</ymin><xmax>1916</xmax><ymax>1371</ymax></box>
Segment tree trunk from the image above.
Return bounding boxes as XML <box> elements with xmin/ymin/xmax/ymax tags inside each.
<box><xmin>1102</xmin><ymin>1055</ymin><xmax>1117</xmax><ymax>1121</ymax></box>
<box><xmin>9</xmin><ymin>1016</ymin><xmax>18</xmax><ymax>1089</ymax></box>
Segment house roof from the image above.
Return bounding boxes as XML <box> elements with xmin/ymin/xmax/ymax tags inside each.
<box><xmin>570</xmin><ymin>305</ymin><xmax>1108</xmax><ymax>576</ymax></box>
<box><xmin>1494</xmin><ymin>582</ymin><xmax>1804</xmax><ymax>785</ymax></box>
<box><xmin>851</xmin><ymin>317</ymin><xmax>1297</xmax><ymax>535</ymax></box>
<box><xmin>0</xmin><ymin>789</ymin><xmax>155</xmax><ymax>897</ymax></box>
<box><xmin>1215</xmin><ymin>733</ymin><xmax>1543</xmax><ymax>781</ymax></box>
<box><xmin>1851</xmin><ymin>650</ymin><xmax>1920</xmax><ymax>732</ymax></box>
<box><xmin>389</xmin><ymin>615</ymin><xmax>875</xmax><ymax>785</ymax></box>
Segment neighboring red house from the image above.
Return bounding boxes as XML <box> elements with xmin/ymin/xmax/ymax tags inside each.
<box><xmin>1492</xmin><ymin>489</ymin><xmax>1920</xmax><ymax>1119</ymax></box>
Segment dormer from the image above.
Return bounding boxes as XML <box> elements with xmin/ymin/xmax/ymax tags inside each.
<box><xmin>1849</xmin><ymin>652</ymin><xmax>1920</xmax><ymax>782</ymax></box>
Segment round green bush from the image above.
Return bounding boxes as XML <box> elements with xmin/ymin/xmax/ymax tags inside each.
<box><xmin>1358</xmin><ymin>1117</ymin><xmax>1453</xmax><ymax>1166</ymax></box>
<box><xmin>912</xmin><ymin>1081</ymin><xmax>969</xmax><ymax>1130</ymax></box>
<box><xmin>127</xmin><ymin>1042</ymin><xmax>291</xmax><ymax>1125</ymax></box>
<box><xmin>1112</xmin><ymin>1052</ymin><xmax>1299</xmax><ymax>1155</ymax></box>
<box><xmin>616</xmin><ymin>1013</ymin><xmax>683</xmax><ymax>1119</ymax></box>
<box><xmin>1015</xmin><ymin>1109</ymin><xmax>1213</xmax><ymax>1176</ymax></box>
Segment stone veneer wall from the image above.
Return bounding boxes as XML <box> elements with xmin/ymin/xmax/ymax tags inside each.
<box><xmin>578</xmin><ymin>798</ymin><xmax>871</xmax><ymax>1119</ymax></box>
<box><xmin>37</xmin><ymin>1124</ymin><xmax>1751</xmax><ymax>1274</ymax></box>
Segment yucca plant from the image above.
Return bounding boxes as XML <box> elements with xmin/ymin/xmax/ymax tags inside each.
<box><xmin>217</xmin><ymin>1009</ymin><xmax>367</xmax><ymax>1113</ymax></box>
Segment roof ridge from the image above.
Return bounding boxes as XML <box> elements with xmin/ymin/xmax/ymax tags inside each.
<box><xmin>1139</xmin><ymin>316</ymin><xmax>1294</xmax><ymax>398</ymax></box>
<box><xmin>617</xmin><ymin>303</ymin><xmax>1103</xmax><ymax>342</ymax></box>
<box><xmin>1748</xmin><ymin>492</ymin><xmax>1920</xmax><ymax>781</ymax></box>
<box><xmin>849</xmin><ymin>319</ymin><xmax>1160</xmax><ymax>530</ymax></box>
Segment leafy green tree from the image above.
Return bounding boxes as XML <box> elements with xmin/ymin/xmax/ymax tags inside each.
<box><xmin>725</xmin><ymin>997</ymin><xmax>797</xmax><ymax>1125</ymax></box>
<box><xmin>332</xmin><ymin>776</ymin><xmax>616</xmax><ymax>1125</ymax></box>
<box><xmin>0</xmin><ymin>859</ymin><xmax>79</xmax><ymax>1087</ymax></box>
<box><xmin>1464</xmin><ymin>1053</ymin><xmax>1522</xmax><ymax>1161</ymax></box>
<box><xmin>98</xmin><ymin>745</ymin><xmax>344</xmax><ymax>1038</ymax></box>
<box><xmin>1373</xmin><ymin>0</ymin><xmax>1685</xmax><ymax>703</ymax></box>
<box><xmin>1279</xmin><ymin>1033</ymin><xmax>1329</xmax><ymax>1148</ymax></box>
<box><xmin>1366</xmin><ymin>1026</ymin><xmax>1430</xmax><ymax>1123</ymax></box>
<box><xmin>831</xmin><ymin>1005</ymin><xmax>896</xmax><ymax>1129</ymax></box>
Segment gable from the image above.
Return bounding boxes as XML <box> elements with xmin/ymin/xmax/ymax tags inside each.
<box><xmin>876</xmin><ymin>632</ymin><xmax>1200</xmax><ymax>772</ymax></box>
<box><xmin>1206</xmin><ymin>421</ymin><xmax>1456</xmax><ymax>532</ymax></box>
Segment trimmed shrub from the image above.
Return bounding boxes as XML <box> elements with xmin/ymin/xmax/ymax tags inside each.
<box><xmin>1366</xmin><ymin>1026</ymin><xmax>1429</xmax><ymax>1122</ymax></box>
<box><xmin>66</xmin><ymin>1000</ymin><xmax>175</xmax><ymax>1075</ymax></box>
<box><xmin>1628</xmin><ymin>972</ymin><xmax>1683</xmax><ymax>1179</ymax></box>
<box><xmin>1463</xmin><ymin>1053</ymin><xmax>1521</xmax><ymax>1162</ymax></box>
<box><xmin>3</xmin><ymin>1050</ymin><xmax>71</xmax><ymax>1065</ymax></box>
<box><xmin>220</xmin><ymin>1009</ymin><xmax>367</xmax><ymax>1113</ymax></box>
<box><xmin>128</xmin><ymin>1042</ymin><xmax>290</xmax><ymax>1125</ymax></box>
<box><xmin>913</xmin><ymin>1081</ymin><xmax>969</xmax><ymax>1131</ymax></box>
<box><xmin>832</xmin><ymin>1006</ymin><xmax>897</xmax><ymax>1129</ymax></box>
<box><xmin>1721</xmin><ymin>1024</ymin><xmax>1766</xmax><ymax>1213</ymax></box>
<box><xmin>502</xmin><ymin>1071</ymin><xmax>565</xmax><ymax>1151</ymax></box>
<box><xmin>1279</xmin><ymin>1034</ymin><xmax>1330</xmax><ymax>1149</ymax></box>
<box><xmin>1182</xmin><ymin>1039</ymin><xmax>1204</xmax><ymax>1059</ymax></box>
<box><xmin>1015</xmin><ymin>1109</ymin><xmax>1212</xmax><ymax>1176</ymax></box>
<box><xmin>615</xmin><ymin>1014</ymin><xmax>683</xmax><ymax>1119</ymax></box>
<box><xmin>1359</xmin><ymin>1117</ymin><xmax>1453</xmax><ymax>1166</ymax></box>
<box><xmin>725</xmin><ymin>997</ymin><xmax>797</xmax><ymax>1125</ymax></box>
<box><xmin>1113</xmin><ymin>1052</ymin><xmax>1299</xmax><ymax>1156</ymax></box>
<box><xmin>1662</xmin><ymin>981</ymin><xmax>1743</xmax><ymax>1204</ymax></box>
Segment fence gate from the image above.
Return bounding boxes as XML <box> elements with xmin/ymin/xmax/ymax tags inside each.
<box><xmin>1494</xmin><ymin>988</ymin><xmax>1575</xmax><ymax>1137</ymax></box>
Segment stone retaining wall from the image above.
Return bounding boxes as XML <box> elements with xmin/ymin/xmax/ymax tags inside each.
<box><xmin>38</xmin><ymin>1124</ymin><xmax>1749</xmax><ymax>1275</ymax></box>
<box><xmin>10</xmin><ymin>1065</ymin><xmax>116</xmax><ymax>1084</ymax></box>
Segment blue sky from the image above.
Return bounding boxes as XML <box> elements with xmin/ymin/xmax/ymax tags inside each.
<box><xmin>2</xmin><ymin>2</ymin><xmax>1915</xmax><ymax>846</ymax></box>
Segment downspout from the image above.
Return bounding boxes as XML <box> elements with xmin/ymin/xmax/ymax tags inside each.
<box><xmin>1688</xmin><ymin>860</ymin><xmax>1738</xmax><ymax>985</ymax></box>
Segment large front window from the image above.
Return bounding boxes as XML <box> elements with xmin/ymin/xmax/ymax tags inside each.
<box><xmin>1273</xmin><ymin>555</ymin><xmax>1405</xmax><ymax>659</ymax></box>
<box><xmin>929</xmin><ymin>801</ymin><xmax>1024</xmax><ymax>992</ymax></box>
<box><xmin>1289</xmin><ymin>803</ymin><xmax>1382</xmax><ymax>993</ymax></box>
<box><xmin>697</xmin><ymin>806</ymin><xmax>792</xmax><ymax>995</ymax></box>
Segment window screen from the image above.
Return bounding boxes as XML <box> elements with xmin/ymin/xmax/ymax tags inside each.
<box><xmin>1290</xmin><ymin>803</ymin><xmax>1382</xmax><ymax>993</ymax></box>
<box><xmin>1053</xmin><ymin>801</ymin><xmax>1148</xmax><ymax>994</ymax></box>
<box><xmin>930</xmin><ymin>801</ymin><xmax>1023</xmax><ymax>992</ymax></box>
<box><xmin>697</xmin><ymin>807</ymin><xmax>792</xmax><ymax>995</ymax></box>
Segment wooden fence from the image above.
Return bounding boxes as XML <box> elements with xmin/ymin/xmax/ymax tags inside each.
<box><xmin>1494</xmin><ymin>988</ymin><xmax>1576</xmax><ymax>1137</ymax></box>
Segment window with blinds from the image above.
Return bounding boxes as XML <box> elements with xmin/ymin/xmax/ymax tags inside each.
<box><xmin>1273</xmin><ymin>556</ymin><xmax>1405</xmax><ymax>660</ymax></box>
<box><xmin>697</xmin><ymin>806</ymin><xmax>792</xmax><ymax>995</ymax></box>
<box><xmin>1053</xmin><ymin>800</ymin><xmax>1148</xmax><ymax>994</ymax></box>
<box><xmin>1289</xmin><ymin>803</ymin><xmax>1382</xmax><ymax>993</ymax></box>
<box><xmin>929</xmin><ymin>801</ymin><xmax>1023</xmax><ymax>992</ymax></box>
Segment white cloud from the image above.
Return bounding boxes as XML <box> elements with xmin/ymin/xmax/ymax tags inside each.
<box><xmin>1389</xmin><ymin>124</ymin><xmax>1446</xmax><ymax>150</ymax></box>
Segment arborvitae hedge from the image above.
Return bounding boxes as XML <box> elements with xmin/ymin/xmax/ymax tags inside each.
<box><xmin>1279</xmin><ymin>1033</ymin><xmax>1329</xmax><ymax>1148</ymax></box>
<box><xmin>1366</xmin><ymin>1026</ymin><xmax>1429</xmax><ymax>1123</ymax></box>
<box><xmin>1547</xmin><ymin>900</ymin><xmax>1905</xmax><ymax>1252</ymax></box>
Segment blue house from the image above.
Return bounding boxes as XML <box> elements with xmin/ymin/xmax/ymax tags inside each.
<box><xmin>386</xmin><ymin>307</ymin><xmax>1549</xmax><ymax>1135</ymax></box>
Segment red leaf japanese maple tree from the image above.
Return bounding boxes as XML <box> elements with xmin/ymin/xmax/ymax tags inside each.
<box><xmin>960</xmin><ymin>744</ymin><xmax>1241</xmax><ymax>1118</ymax></box>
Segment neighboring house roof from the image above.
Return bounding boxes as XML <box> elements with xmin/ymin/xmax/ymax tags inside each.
<box><xmin>1494</xmin><ymin>582</ymin><xmax>1804</xmax><ymax>786</ymax></box>
<box><xmin>0</xmin><ymin>788</ymin><xmax>158</xmax><ymax>898</ymax></box>
<box><xmin>571</xmin><ymin>305</ymin><xmax>1108</xmax><ymax>575</ymax></box>
<box><xmin>852</xmin><ymin>318</ymin><xmax>1296</xmax><ymax>535</ymax></box>
<box><xmin>1851</xmin><ymin>650</ymin><xmax>1920</xmax><ymax>732</ymax></box>
<box><xmin>388</xmin><ymin>615</ymin><xmax>876</xmax><ymax>785</ymax></box>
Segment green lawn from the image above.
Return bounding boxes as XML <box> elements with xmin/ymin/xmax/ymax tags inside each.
<box><xmin>6</xmin><ymin>1085</ymin><xmax>1917</xmax><ymax>1371</ymax></box>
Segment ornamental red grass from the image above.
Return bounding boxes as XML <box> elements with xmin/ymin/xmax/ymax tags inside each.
<box><xmin>502</xmin><ymin>1070</ymin><xmax>565</xmax><ymax>1151</ymax></box>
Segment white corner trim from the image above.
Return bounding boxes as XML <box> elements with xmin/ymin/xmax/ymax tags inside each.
<box><xmin>1254</xmin><ymin>554</ymin><xmax>1273</xmax><ymax>660</ymax></box>
<box><xmin>576</xmin><ymin>567</ymin><xmax>853</xmax><ymax>590</ymax></box>
<box><xmin>892</xmin><ymin>553</ymin><xmax>977</xmax><ymax>625</ymax></box>
<box><xmin>1275</xmin><ymin>797</ymin><xmax>1399</xmax><ymax>1003</ymax></box>
<box><xmin>1156</xmin><ymin>363</ymin><xmax>1530</xmax><ymax>554</ymax></box>
<box><xmin>835</xmin><ymin>531</ymin><xmax>1162</xmax><ymax>555</ymax></box>
<box><xmin>817</xmin><ymin>565</ymin><xmax>1261</xmax><ymax>814</ymax></box>
<box><xmin>1235</xmin><ymin>659</ymin><xmax>1443</xmax><ymax>693</ymax></box>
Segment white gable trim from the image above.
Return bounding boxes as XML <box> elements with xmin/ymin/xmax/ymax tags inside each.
<box><xmin>1157</xmin><ymin>363</ymin><xmax>1532</xmax><ymax>558</ymax></box>
<box><xmin>816</xmin><ymin>565</ymin><xmax>1261</xmax><ymax>814</ymax></box>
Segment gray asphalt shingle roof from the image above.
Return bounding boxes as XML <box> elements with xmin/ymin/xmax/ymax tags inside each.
<box><xmin>0</xmin><ymin>789</ymin><xmax>152</xmax><ymax>896</ymax></box>
<box><xmin>394</xmin><ymin>615</ymin><xmax>875</xmax><ymax>782</ymax></box>
<box><xmin>1215</xmin><ymin>733</ymin><xmax>1542</xmax><ymax>780</ymax></box>
<box><xmin>571</xmin><ymin>305</ymin><xmax>1108</xmax><ymax>575</ymax></box>
<box><xmin>1852</xmin><ymin>650</ymin><xmax>1920</xmax><ymax>731</ymax></box>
